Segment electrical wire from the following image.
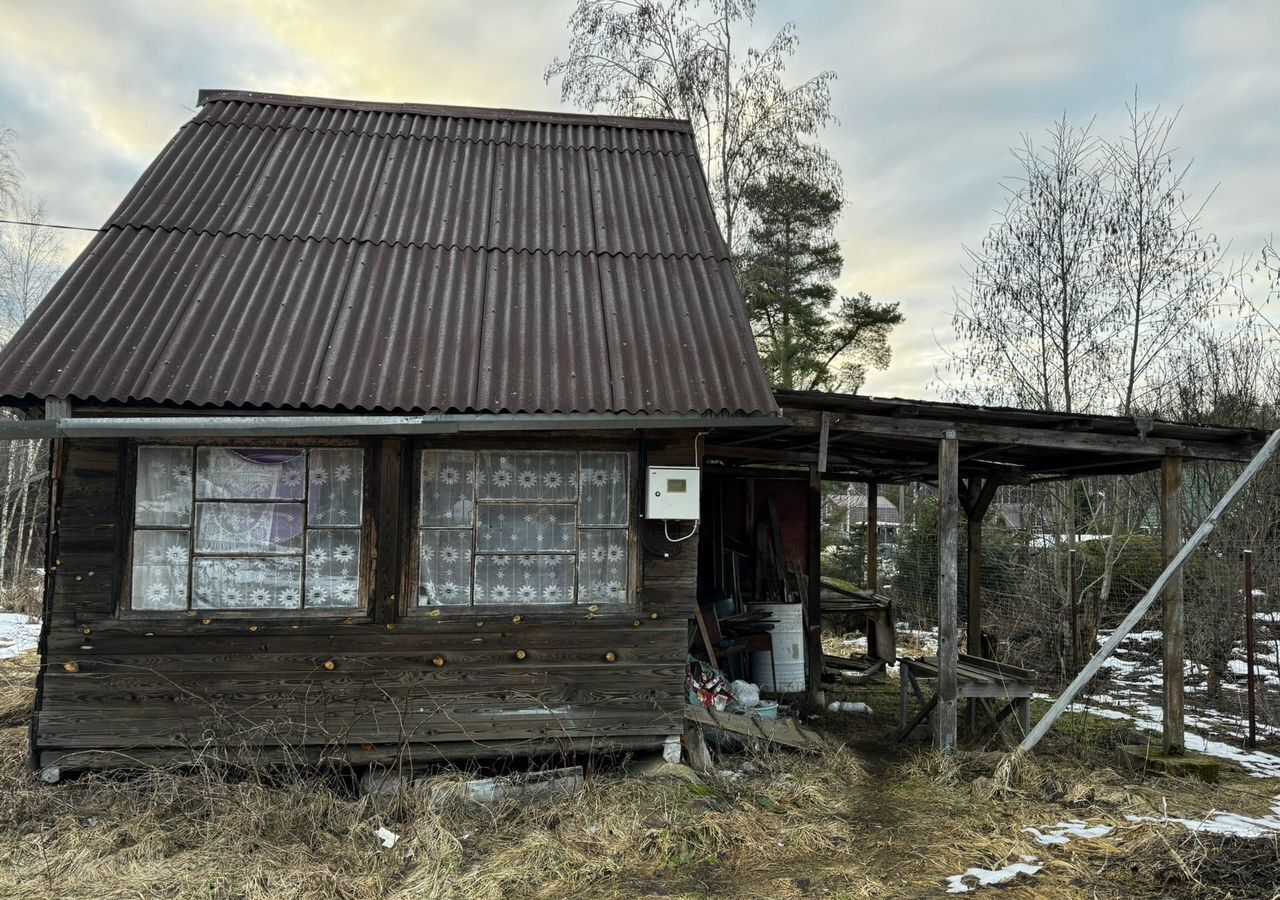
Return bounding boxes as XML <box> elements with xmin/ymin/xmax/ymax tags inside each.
<box><xmin>0</xmin><ymin>218</ymin><xmax>102</xmax><ymax>233</ymax></box>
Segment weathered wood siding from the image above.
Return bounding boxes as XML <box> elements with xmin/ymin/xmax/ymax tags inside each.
<box><xmin>34</xmin><ymin>434</ymin><xmax>698</xmax><ymax>770</ymax></box>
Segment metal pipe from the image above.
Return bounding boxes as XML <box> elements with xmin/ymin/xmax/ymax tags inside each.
<box><xmin>0</xmin><ymin>412</ymin><xmax>783</xmax><ymax>439</ymax></box>
<box><xmin>1245</xmin><ymin>549</ymin><xmax>1257</xmax><ymax>750</ymax></box>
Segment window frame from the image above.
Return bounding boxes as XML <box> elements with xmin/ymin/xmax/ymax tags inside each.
<box><xmin>120</xmin><ymin>438</ymin><xmax>374</xmax><ymax>620</ymax></box>
<box><xmin>403</xmin><ymin>440</ymin><xmax>640</xmax><ymax>617</ymax></box>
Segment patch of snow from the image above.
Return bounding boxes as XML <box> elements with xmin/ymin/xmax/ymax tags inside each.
<box><xmin>1125</xmin><ymin>795</ymin><xmax>1280</xmax><ymax>839</ymax></box>
<box><xmin>1101</xmin><ymin>656</ymin><xmax>1140</xmax><ymax>675</ymax></box>
<box><xmin>1022</xmin><ymin>821</ymin><xmax>1114</xmax><ymax>846</ymax></box>
<box><xmin>945</xmin><ymin>856</ymin><xmax>1043</xmax><ymax>893</ymax></box>
<box><xmin>0</xmin><ymin>613</ymin><xmax>39</xmax><ymax>660</ymax></box>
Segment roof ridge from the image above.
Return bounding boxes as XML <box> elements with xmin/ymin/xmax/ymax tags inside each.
<box><xmin>101</xmin><ymin>223</ymin><xmax>734</xmax><ymax>263</ymax></box>
<box><xmin>185</xmin><ymin>116</ymin><xmax>703</xmax><ymax>157</ymax></box>
<box><xmin>197</xmin><ymin>89</ymin><xmax>695</xmax><ymax>134</ymax></box>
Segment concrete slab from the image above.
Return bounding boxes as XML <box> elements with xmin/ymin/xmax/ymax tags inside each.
<box><xmin>1116</xmin><ymin>745</ymin><xmax>1221</xmax><ymax>783</ymax></box>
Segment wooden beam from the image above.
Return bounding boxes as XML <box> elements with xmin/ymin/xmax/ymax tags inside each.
<box><xmin>784</xmin><ymin>410</ymin><xmax>1258</xmax><ymax>462</ymax></box>
<box><xmin>684</xmin><ymin>705</ymin><xmax>827</xmax><ymax>752</ymax></box>
<box><xmin>865</xmin><ymin>479</ymin><xmax>878</xmax><ymax>592</ymax></box>
<box><xmin>817</xmin><ymin>411</ymin><xmax>831</xmax><ymax>473</ymax></box>
<box><xmin>937</xmin><ymin>432</ymin><xmax>960</xmax><ymax>753</ymax></box>
<box><xmin>806</xmin><ymin>464</ymin><xmax>824</xmax><ymax>700</ymax></box>
<box><xmin>1161</xmin><ymin>454</ymin><xmax>1185</xmax><ymax>754</ymax></box>
<box><xmin>45</xmin><ymin>398</ymin><xmax>70</xmax><ymax>420</ymax></box>
<box><xmin>1022</xmin><ymin>427</ymin><xmax>1280</xmax><ymax>752</ymax></box>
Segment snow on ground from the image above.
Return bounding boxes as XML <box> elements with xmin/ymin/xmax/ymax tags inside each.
<box><xmin>1124</xmin><ymin>798</ymin><xmax>1280</xmax><ymax>839</ymax></box>
<box><xmin>1062</xmin><ymin>627</ymin><xmax>1280</xmax><ymax>778</ymax></box>
<box><xmin>1022</xmin><ymin>821</ymin><xmax>1114</xmax><ymax>846</ymax></box>
<box><xmin>0</xmin><ymin>613</ymin><xmax>39</xmax><ymax>660</ymax></box>
<box><xmin>945</xmin><ymin>857</ymin><xmax>1043</xmax><ymax>893</ymax></box>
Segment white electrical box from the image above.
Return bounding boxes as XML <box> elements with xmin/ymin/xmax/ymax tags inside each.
<box><xmin>646</xmin><ymin>466</ymin><xmax>701</xmax><ymax>520</ymax></box>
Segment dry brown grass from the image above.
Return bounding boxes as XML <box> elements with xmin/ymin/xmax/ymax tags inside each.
<box><xmin>0</xmin><ymin>652</ymin><xmax>1278</xmax><ymax>899</ymax></box>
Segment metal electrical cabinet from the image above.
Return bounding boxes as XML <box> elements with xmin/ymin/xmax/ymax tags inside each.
<box><xmin>645</xmin><ymin>466</ymin><xmax>701</xmax><ymax>520</ymax></box>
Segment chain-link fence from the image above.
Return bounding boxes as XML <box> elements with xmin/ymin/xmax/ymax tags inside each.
<box><xmin>822</xmin><ymin>465</ymin><xmax>1280</xmax><ymax>753</ymax></box>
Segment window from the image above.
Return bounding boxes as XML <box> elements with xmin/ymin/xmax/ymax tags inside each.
<box><xmin>130</xmin><ymin>446</ymin><xmax>365</xmax><ymax>612</ymax></box>
<box><xmin>417</xmin><ymin>450</ymin><xmax>630</xmax><ymax>607</ymax></box>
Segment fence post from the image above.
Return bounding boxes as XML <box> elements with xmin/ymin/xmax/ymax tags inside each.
<box><xmin>1069</xmin><ymin>548</ymin><xmax>1079</xmax><ymax>669</ymax></box>
<box><xmin>1244</xmin><ymin>549</ymin><xmax>1257</xmax><ymax>750</ymax></box>
<box><xmin>1161</xmin><ymin>454</ymin><xmax>1185</xmax><ymax>756</ymax></box>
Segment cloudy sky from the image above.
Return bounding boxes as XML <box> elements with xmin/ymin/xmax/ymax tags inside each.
<box><xmin>1</xmin><ymin>0</ymin><xmax>1277</xmax><ymax>399</ymax></box>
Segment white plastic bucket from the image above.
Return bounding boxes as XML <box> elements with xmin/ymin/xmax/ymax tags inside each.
<box><xmin>747</xmin><ymin>602</ymin><xmax>807</xmax><ymax>692</ymax></box>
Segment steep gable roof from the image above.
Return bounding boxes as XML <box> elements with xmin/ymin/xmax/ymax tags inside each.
<box><xmin>0</xmin><ymin>90</ymin><xmax>777</xmax><ymax>416</ymax></box>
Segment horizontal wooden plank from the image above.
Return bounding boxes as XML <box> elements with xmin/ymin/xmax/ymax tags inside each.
<box><xmin>49</xmin><ymin>622</ymin><xmax>684</xmax><ymax>655</ymax></box>
<box><xmin>40</xmin><ymin>733</ymin><xmax>671</xmax><ymax>771</ymax></box>
<box><xmin>39</xmin><ymin>675</ymin><xmax>684</xmax><ymax>709</ymax></box>
<box><xmin>38</xmin><ymin>709</ymin><xmax>679</xmax><ymax>748</ymax></box>
<box><xmin>42</xmin><ymin>651</ymin><xmax>685</xmax><ymax>678</ymax></box>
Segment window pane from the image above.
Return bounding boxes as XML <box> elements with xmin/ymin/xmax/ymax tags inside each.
<box><xmin>475</xmin><ymin>555</ymin><xmax>573</xmax><ymax>605</ymax></box>
<box><xmin>196</xmin><ymin>447</ymin><xmax>305</xmax><ymax>500</ymax></box>
<box><xmin>193</xmin><ymin>557</ymin><xmax>302</xmax><ymax>609</ymax></box>
<box><xmin>305</xmin><ymin>529</ymin><xmax>361</xmax><ymax>608</ymax></box>
<box><xmin>418</xmin><ymin>529</ymin><xmax>472</xmax><ymax>606</ymax></box>
<box><xmin>579</xmin><ymin>452</ymin><xmax>629</xmax><ymax>525</ymax></box>
<box><xmin>132</xmin><ymin>530</ymin><xmax>189</xmax><ymax>610</ymax></box>
<box><xmin>420</xmin><ymin>450</ymin><xmax>476</xmax><ymax>527</ymax></box>
<box><xmin>477</xmin><ymin>503</ymin><xmax>574</xmax><ymax>552</ymax></box>
<box><xmin>579</xmin><ymin>529</ymin><xmax>628</xmax><ymax>603</ymax></box>
<box><xmin>135</xmin><ymin>447</ymin><xmax>193</xmax><ymax>527</ymax></box>
<box><xmin>477</xmin><ymin>451</ymin><xmax>577</xmax><ymax>501</ymax></box>
<box><xmin>195</xmin><ymin>502</ymin><xmax>304</xmax><ymax>554</ymax></box>
<box><xmin>308</xmin><ymin>449</ymin><xmax>364</xmax><ymax>526</ymax></box>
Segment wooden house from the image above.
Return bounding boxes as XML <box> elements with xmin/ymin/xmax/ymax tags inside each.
<box><xmin>0</xmin><ymin>90</ymin><xmax>779</xmax><ymax>771</ymax></box>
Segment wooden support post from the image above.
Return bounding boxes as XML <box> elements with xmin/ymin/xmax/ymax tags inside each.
<box><xmin>806</xmin><ymin>464</ymin><xmax>824</xmax><ymax>700</ymax></box>
<box><xmin>373</xmin><ymin>439</ymin><xmax>405</xmax><ymax>625</ymax></box>
<box><xmin>1161</xmin><ymin>454</ymin><xmax>1185</xmax><ymax>755</ymax></box>
<box><xmin>865</xmin><ymin>480</ymin><xmax>878</xmax><ymax>592</ymax></box>
<box><xmin>962</xmin><ymin>478</ymin><xmax>998</xmax><ymax>658</ymax></box>
<box><xmin>1023</xmin><ymin>428</ymin><xmax>1280</xmax><ymax>752</ymax></box>
<box><xmin>937</xmin><ymin>432</ymin><xmax>959</xmax><ymax>753</ymax></box>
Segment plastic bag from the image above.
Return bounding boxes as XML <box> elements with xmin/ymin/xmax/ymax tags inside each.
<box><xmin>729</xmin><ymin>679</ymin><xmax>761</xmax><ymax>708</ymax></box>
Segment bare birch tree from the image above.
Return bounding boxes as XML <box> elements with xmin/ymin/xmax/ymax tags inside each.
<box><xmin>949</xmin><ymin>116</ymin><xmax>1114</xmax><ymax>414</ymax></box>
<box><xmin>948</xmin><ymin>104</ymin><xmax>1244</xmax><ymax>674</ymax></box>
<box><xmin>0</xmin><ymin>157</ymin><xmax>58</xmax><ymax>603</ymax></box>
<box><xmin>0</xmin><ymin>127</ymin><xmax>17</xmax><ymax>216</ymax></box>
<box><xmin>545</xmin><ymin>0</ymin><xmax>840</xmax><ymax>254</ymax></box>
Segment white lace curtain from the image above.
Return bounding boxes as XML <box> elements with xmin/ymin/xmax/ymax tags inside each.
<box><xmin>132</xmin><ymin>446</ymin><xmax>364</xmax><ymax>612</ymax></box>
<box><xmin>418</xmin><ymin>449</ymin><xmax>630</xmax><ymax>607</ymax></box>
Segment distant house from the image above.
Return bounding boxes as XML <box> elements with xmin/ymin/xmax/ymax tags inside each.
<box><xmin>826</xmin><ymin>489</ymin><xmax>901</xmax><ymax>542</ymax></box>
<box><xmin>0</xmin><ymin>90</ymin><xmax>778</xmax><ymax>771</ymax></box>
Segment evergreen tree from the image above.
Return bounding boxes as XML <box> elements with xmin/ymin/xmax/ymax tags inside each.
<box><xmin>740</xmin><ymin>173</ymin><xmax>902</xmax><ymax>391</ymax></box>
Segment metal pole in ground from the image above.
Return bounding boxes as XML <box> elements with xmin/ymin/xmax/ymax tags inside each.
<box><xmin>1070</xmin><ymin>548</ymin><xmax>1079</xmax><ymax>669</ymax></box>
<box><xmin>1245</xmin><ymin>549</ymin><xmax>1257</xmax><ymax>750</ymax></box>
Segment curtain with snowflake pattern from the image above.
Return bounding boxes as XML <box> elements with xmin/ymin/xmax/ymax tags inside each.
<box><xmin>131</xmin><ymin>447</ymin><xmax>364</xmax><ymax>612</ymax></box>
<box><xmin>418</xmin><ymin>449</ymin><xmax>630</xmax><ymax>607</ymax></box>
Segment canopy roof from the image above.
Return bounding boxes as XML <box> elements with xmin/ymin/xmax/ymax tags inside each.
<box><xmin>707</xmin><ymin>391</ymin><xmax>1269</xmax><ymax>483</ymax></box>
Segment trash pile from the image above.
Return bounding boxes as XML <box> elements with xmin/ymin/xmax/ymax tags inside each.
<box><xmin>686</xmin><ymin>657</ymin><xmax>771</xmax><ymax>716</ymax></box>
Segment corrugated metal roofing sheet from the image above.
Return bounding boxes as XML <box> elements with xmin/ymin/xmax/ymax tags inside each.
<box><xmin>0</xmin><ymin>90</ymin><xmax>776</xmax><ymax>416</ymax></box>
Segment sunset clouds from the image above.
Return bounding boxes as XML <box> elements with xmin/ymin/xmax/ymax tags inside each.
<box><xmin>2</xmin><ymin>0</ymin><xmax>1276</xmax><ymax>398</ymax></box>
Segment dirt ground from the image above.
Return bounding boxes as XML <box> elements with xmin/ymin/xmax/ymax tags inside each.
<box><xmin>1</xmin><ymin>650</ymin><xmax>1279</xmax><ymax>899</ymax></box>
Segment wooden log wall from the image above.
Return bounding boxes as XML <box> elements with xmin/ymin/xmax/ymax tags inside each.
<box><xmin>33</xmin><ymin>434</ymin><xmax>698</xmax><ymax>771</ymax></box>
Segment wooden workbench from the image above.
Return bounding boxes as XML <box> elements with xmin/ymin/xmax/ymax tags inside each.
<box><xmin>897</xmin><ymin>654</ymin><xmax>1035</xmax><ymax>741</ymax></box>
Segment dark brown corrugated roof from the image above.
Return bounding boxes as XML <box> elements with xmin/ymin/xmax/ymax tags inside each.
<box><xmin>0</xmin><ymin>90</ymin><xmax>777</xmax><ymax>417</ymax></box>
